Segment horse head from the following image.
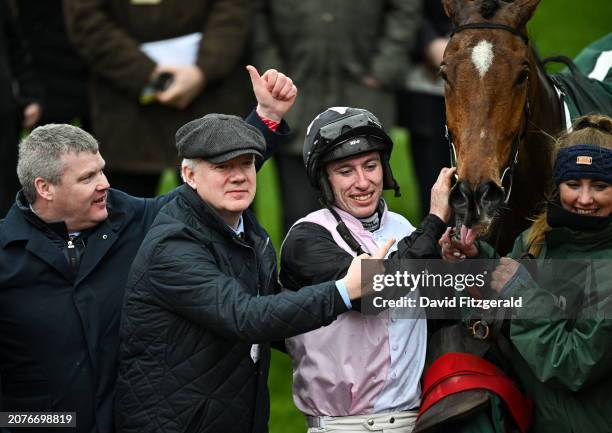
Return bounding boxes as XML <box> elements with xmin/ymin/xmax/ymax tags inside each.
<box><xmin>442</xmin><ymin>0</ymin><xmax>540</xmax><ymax>245</ymax></box>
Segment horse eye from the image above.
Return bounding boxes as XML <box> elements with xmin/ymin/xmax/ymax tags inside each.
<box><xmin>516</xmin><ymin>68</ymin><xmax>529</xmax><ymax>85</ymax></box>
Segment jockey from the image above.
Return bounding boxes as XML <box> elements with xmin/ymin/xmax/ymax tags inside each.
<box><xmin>279</xmin><ymin>106</ymin><xmax>455</xmax><ymax>432</ymax></box>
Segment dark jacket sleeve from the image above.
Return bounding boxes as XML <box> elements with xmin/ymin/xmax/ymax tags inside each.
<box><xmin>63</xmin><ymin>0</ymin><xmax>157</xmax><ymax>98</ymax></box>
<box><xmin>245</xmin><ymin>108</ymin><xmax>289</xmax><ymax>169</ymax></box>
<box><xmin>280</xmin><ymin>222</ymin><xmax>354</xmax><ymax>291</ymax></box>
<box><xmin>281</xmin><ymin>215</ymin><xmax>447</xmax><ymax>290</ymax></box>
<box><xmin>392</xmin><ymin>213</ymin><xmax>447</xmax><ymax>259</ymax></box>
<box><xmin>64</xmin><ymin>0</ymin><xmax>250</xmax><ymax>97</ymax></box>
<box><xmin>412</xmin><ymin>1</ymin><xmax>451</xmax><ymax>62</ymax></box>
<box><xmin>147</xmin><ymin>234</ymin><xmax>348</xmax><ymax>343</ymax></box>
<box><xmin>193</xmin><ymin>0</ymin><xmax>251</xmax><ymax>84</ymax></box>
<box><xmin>4</xmin><ymin>2</ymin><xmax>43</xmax><ymax>105</ymax></box>
<box><xmin>370</xmin><ymin>0</ymin><xmax>421</xmax><ymax>85</ymax></box>
<box><xmin>383</xmin><ymin>214</ymin><xmax>447</xmax><ymax>307</ymax></box>
<box><xmin>251</xmin><ymin>0</ymin><xmax>283</xmax><ymax>72</ymax></box>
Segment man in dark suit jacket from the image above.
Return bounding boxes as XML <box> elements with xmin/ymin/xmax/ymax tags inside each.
<box><xmin>0</xmin><ymin>67</ymin><xmax>293</xmax><ymax>433</ymax></box>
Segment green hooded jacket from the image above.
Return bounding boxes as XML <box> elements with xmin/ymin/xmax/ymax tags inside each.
<box><xmin>479</xmin><ymin>220</ymin><xmax>612</xmax><ymax>433</ymax></box>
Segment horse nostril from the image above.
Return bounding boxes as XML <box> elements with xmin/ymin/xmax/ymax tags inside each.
<box><xmin>476</xmin><ymin>181</ymin><xmax>504</xmax><ymax>212</ymax></box>
<box><xmin>449</xmin><ymin>180</ymin><xmax>476</xmax><ymax>225</ymax></box>
<box><xmin>449</xmin><ymin>181</ymin><xmax>469</xmax><ymax>208</ymax></box>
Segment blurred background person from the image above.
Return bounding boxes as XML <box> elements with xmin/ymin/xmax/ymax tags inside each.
<box><xmin>0</xmin><ymin>0</ymin><xmax>42</xmax><ymax>217</ymax></box>
<box><xmin>14</xmin><ymin>0</ymin><xmax>91</xmax><ymax>129</ymax></box>
<box><xmin>252</xmin><ymin>0</ymin><xmax>421</xmax><ymax>234</ymax></box>
<box><xmin>396</xmin><ymin>0</ymin><xmax>451</xmax><ymax>216</ymax></box>
<box><xmin>64</xmin><ymin>0</ymin><xmax>253</xmax><ymax>197</ymax></box>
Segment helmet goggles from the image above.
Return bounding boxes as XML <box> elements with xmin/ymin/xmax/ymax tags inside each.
<box><xmin>303</xmin><ymin>107</ymin><xmax>401</xmax><ymax>203</ymax></box>
<box><xmin>318</xmin><ymin>112</ymin><xmax>374</xmax><ymax>142</ymax></box>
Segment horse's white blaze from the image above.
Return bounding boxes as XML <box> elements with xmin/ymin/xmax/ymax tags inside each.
<box><xmin>471</xmin><ymin>40</ymin><xmax>494</xmax><ymax>78</ymax></box>
<box><xmin>480</xmin><ymin>130</ymin><xmax>486</xmax><ymax>140</ymax></box>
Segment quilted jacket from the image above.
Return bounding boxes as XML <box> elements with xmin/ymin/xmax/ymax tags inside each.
<box><xmin>115</xmin><ymin>184</ymin><xmax>348</xmax><ymax>433</ymax></box>
<box><xmin>0</xmin><ymin>110</ymin><xmax>281</xmax><ymax>433</ymax></box>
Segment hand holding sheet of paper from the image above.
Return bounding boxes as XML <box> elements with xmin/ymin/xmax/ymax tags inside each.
<box><xmin>140</xmin><ymin>33</ymin><xmax>202</xmax><ymax>66</ymax></box>
<box><xmin>154</xmin><ymin>65</ymin><xmax>205</xmax><ymax>109</ymax></box>
<box><xmin>139</xmin><ymin>33</ymin><xmax>204</xmax><ymax>108</ymax></box>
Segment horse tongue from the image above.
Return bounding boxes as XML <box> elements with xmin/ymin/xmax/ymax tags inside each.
<box><xmin>460</xmin><ymin>225</ymin><xmax>480</xmax><ymax>246</ymax></box>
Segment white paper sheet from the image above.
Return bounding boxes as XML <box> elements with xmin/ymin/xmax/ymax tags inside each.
<box><xmin>140</xmin><ymin>32</ymin><xmax>202</xmax><ymax>66</ymax></box>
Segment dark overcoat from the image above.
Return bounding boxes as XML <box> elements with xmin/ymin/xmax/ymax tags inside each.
<box><xmin>0</xmin><ymin>112</ymin><xmax>282</xmax><ymax>433</ymax></box>
<box><xmin>64</xmin><ymin>0</ymin><xmax>253</xmax><ymax>173</ymax></box>
<box><xmin>0</xmin><ymin>189</ymin><xmax>173</xmax><ymax>433</ymax></box>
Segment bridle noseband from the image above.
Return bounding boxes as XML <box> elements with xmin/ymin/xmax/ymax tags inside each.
<box><xmin>445</xmin><ymin>22</ymin><xmax>530</xmax><ymax>205</ymax></box>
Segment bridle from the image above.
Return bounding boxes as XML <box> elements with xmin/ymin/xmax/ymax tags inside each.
<box><xmin>445</xmin><ymin>22</ymin><xmax>531</xmax><ymax>205</ymax></box>
<box><xmin>449</xmin><ymin>22</ymin><xmax>529</xmax><ymax>44</ymax></box>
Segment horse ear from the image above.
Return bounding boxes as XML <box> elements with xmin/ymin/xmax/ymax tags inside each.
<box><xmin>443</xmin><ymin>0</ymin><xmax>476</xmax><ymax>26</ymax></box>
<box><xmin>442</xmin><ymin>0</ymin><xmax>457</xmax><ymax>23</ymax></box>
<box><xmin>505</xmin><ymin>0</ymin><xmax>541</xmax><ymax>28</ymax></box>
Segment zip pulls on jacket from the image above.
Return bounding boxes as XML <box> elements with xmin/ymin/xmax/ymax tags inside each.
<box><xmin>23</xmin><ymin>201</ymin><xmax>88</xmax><ymax>273</ymax></box>
<box><xmin>66</xmin><ymin>234</ymin><xmax>86</xmax><ymax>272</ymax></box>
<box><xmin>67</xmin><ymin>235</ymin><xmax>78</xmax><ymax>270</ymax></box>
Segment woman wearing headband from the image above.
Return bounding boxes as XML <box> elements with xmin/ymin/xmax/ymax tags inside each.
<box><xmin>441</xmin><ymin>114</ymin><xmax>612</xmax><ymax>433</ymax></box>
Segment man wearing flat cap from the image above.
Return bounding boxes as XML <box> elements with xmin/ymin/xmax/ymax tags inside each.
<box><xmin>115</xmin><ymin>113</ymin><xmax>392</xmax><ymax>433</ymax></box>
<box><xmin>0</xmin><ymin>66</ymin><xmax>300</xmax><ymax>433</ymax></box>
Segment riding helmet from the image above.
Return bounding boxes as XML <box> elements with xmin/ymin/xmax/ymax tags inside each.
<box><xmin>303</xmin><ymin>107</ymin><xmax>400</xmax><ymax>204</ymax></box>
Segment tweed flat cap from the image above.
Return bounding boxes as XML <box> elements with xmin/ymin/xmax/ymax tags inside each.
<box><xmin>176</xmin><ymin>114</ymin><xmax>266</xmax><ymax>163</ymax></box>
